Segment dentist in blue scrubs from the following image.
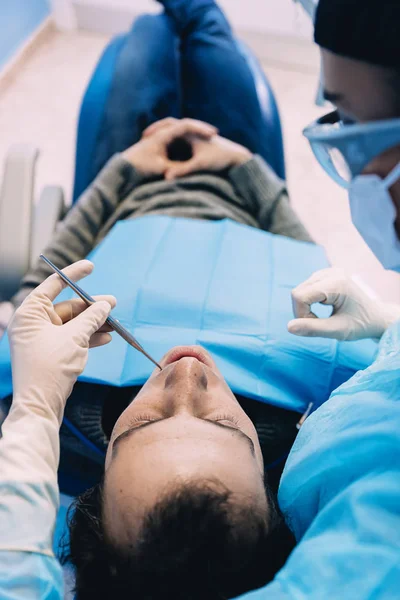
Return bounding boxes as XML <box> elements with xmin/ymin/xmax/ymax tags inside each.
<box><xmin>244</xmin><ymin>1</ymin><xmax>400</xmax><ymax>598</ymax></box>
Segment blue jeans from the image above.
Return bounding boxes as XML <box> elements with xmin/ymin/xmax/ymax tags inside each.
<box><xmin>73</xmin><ymin>0</ymin><xmax>285</xmax><ymax>201</ymax></box>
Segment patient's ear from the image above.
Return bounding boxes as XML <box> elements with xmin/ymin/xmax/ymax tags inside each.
<box><xmin>167</xmin><ymin>137</ymin><xmax>193</xmax><ymax>162</ymax></box>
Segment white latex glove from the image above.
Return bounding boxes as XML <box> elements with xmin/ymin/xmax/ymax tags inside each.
<box><xmin>0</xmin><ymin>261</ymin><xmax>115</xmax><ymax>559</ymax></box>
<box><xmin>288</xmin><ymin>268</ymin><xmax>400</xmax><ymax>341</ymax></box>
<box><xmin>8</xmin><ymin>260</ymin><xmax>116</xmax><ymax>423</ymax></box>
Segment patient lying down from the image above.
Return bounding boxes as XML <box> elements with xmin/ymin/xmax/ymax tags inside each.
<box><xmin>63</xmin><ymin>345</ymin><xmax>295</xmax><ymax>600</ymax></box>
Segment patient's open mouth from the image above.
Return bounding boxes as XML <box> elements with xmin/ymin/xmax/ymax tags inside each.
<box><xmin>162</xmin><ymin>346</ymin><xmax>215</xmax><ymax>369</ymax></box>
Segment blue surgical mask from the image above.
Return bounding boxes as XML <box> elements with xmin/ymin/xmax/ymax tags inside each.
<box><xmin>348</xmin><ymin>162</ymin><xmax>400</xmax><ymax>272</ymax></box>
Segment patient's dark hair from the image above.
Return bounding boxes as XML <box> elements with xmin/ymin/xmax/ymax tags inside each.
<box><xmin>61</xmin><ymin>479</ymin><xmax>295</xmax><ymax>600</ymax></box>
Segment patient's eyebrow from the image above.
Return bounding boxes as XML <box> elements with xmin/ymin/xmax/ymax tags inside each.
<box><xmin>112</xmin><ymin>419</ymin><xmax>255</xmax><ymax>457</ymax></box>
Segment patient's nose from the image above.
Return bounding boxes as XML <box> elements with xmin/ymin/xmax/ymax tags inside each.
<box><xmin>164</xmin><ymin>357</ymin><xmax>209</xmax><ymax>393</ymax></box>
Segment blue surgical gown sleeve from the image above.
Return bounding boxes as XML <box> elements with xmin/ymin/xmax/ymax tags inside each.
<box><xmin>240</xmin><ymin>321</ymin><xmax>400</xmax><ymax>600</ymax></box>
<box><xmin>0</xmin><ymin>400</ymin><xmax>64</xmax><ymax>598</ymax></box>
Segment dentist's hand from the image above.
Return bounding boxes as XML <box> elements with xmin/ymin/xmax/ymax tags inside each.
<box><xmin>288</xmin><ymin>268</ymin><xmax>400</xmax><ymax>341</ymax></box>
<box><xmin>8</xmin><ymin>260</ymin><xmax>116</xmax><ymax>421</ymax></box>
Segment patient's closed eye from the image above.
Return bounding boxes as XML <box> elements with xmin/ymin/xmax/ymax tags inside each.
<box><xmin>127</xmin><ymin>414</ymin><xmax>162</xmax><ymax>428</ymax></box>
<box><xmin>112</xmin><ymin>414</ymin><xmax>256</xmax><ymax>457</ymax></box>
<box><xmin>126</xmin><ymin>413</ymin><xmax>241</xmax><ymax>429</ymax></box>
<box><xmin>210</xmin><ymin>414</ymin><xmax>241</xmax><ymax>427</ymax></box>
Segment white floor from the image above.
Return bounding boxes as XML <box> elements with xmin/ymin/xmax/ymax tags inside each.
<box><xmin>1</xmin><ymin>25</ymin><xmax>400</xmax><ymax>301</ymax></box>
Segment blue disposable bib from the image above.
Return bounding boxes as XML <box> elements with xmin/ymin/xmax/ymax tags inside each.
<box><xmin>0</xmin><ymin>217</ymin><xmax>377</xmax><ymax>412</ymax></box>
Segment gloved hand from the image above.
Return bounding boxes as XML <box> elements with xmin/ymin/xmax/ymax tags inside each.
<box><xmin>8</xmin><ymin>260</ymin><xmax>116</xmax><ymax>422</ymax></box>
<box><xmin>288</xmin><ymin>268</ymin><xmax>400</xmax><ymax>341</ymax></box>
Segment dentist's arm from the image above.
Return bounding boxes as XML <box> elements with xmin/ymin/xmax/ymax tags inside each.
<box><xmin>288</xmin><ymin>268</ymin><xmax>400</xmax><ymax>341</ymax></box>
<box><xmin>0</xmin><ymin>261</ymin><xmax>115</xmax><ymax>598</ymax></box>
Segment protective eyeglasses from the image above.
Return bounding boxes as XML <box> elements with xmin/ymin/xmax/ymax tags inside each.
<box><xmin>303</xmin><ymin>110</ymin><xmax>400</xmax><ymax>188</ymax></box>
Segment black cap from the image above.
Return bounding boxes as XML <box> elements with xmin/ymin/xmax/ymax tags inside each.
<box><xmin>314</xmin><ymin>0</ymin><xmax>400</xmax><ymax>68</ymax></box>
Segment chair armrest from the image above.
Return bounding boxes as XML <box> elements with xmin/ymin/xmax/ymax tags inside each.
<box><xmin>30</xmin><ymin>185</ymin><xmax>66</xmax><ymax>264</ymax></box>
<box><xmin>0</xmin><ymin>145</ymin><xmax>39</xmax><ymax>301</ymax></box>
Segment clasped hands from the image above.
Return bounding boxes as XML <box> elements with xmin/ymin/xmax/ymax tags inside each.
<box><xmin>123</xmin><ymin>117</ymin><xmax>252</xmax><ymax>180</ymax></box>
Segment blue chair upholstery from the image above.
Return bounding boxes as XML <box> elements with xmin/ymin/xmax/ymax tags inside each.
<box><xmin>72</xmin><ymin>34</ymin><xmax>126</xmax><ymax>203</ymax></box>
<box><xmin>236</xmin><ymin>40</ymin><xmax>285</xmax><ymax>181</ymax></box>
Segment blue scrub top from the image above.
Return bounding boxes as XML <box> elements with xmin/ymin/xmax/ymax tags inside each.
<box><xmin>241</xmin><ymin>320</ymin><xmax>400</xmax><ymax>599</ymax></box>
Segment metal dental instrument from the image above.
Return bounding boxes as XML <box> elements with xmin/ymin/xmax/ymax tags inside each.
<box><xmin>40</xmin><ymin>254</ymin><xmax>162</xmax><ymax>370</ymax></box>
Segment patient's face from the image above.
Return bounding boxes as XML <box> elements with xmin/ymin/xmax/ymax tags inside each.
<box><xmin>104</xmin><ymin>346</ymin><xmax>266</xmax><ymax>543</ymax></box>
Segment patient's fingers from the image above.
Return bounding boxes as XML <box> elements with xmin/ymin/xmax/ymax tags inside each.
<box><xmin>143</xmin><ymin>117</ymin><xmax>217</xmax><ymax>140</ymax></box>
<box><xmin>163</xmin><ymin>119</ymin><xmax>217</xmax><ymax>142</ymax></box>
<box><xmin>165</xmin><ymin>156</ymin><xmax>204</xmax><ymax>180</ymax></box>
<box><xmin>142</xmin><ymin>117</ymin><xmax>179</xmax><ymax>137</ymax></box>
<box><xmin>54</xmin><ymin>295</ymin><xmax>116</xmax><ymax>325</ymax></box>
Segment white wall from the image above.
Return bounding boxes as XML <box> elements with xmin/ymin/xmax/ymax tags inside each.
<box><xmin>218</xmin><ymin>0</ymin><xmax>312</xmax><ymax>37</ymax></box>
<box><xmin>69</xmin><ymin>0</ymin><xmax>312</xmax><ymax>38</ymax></box>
